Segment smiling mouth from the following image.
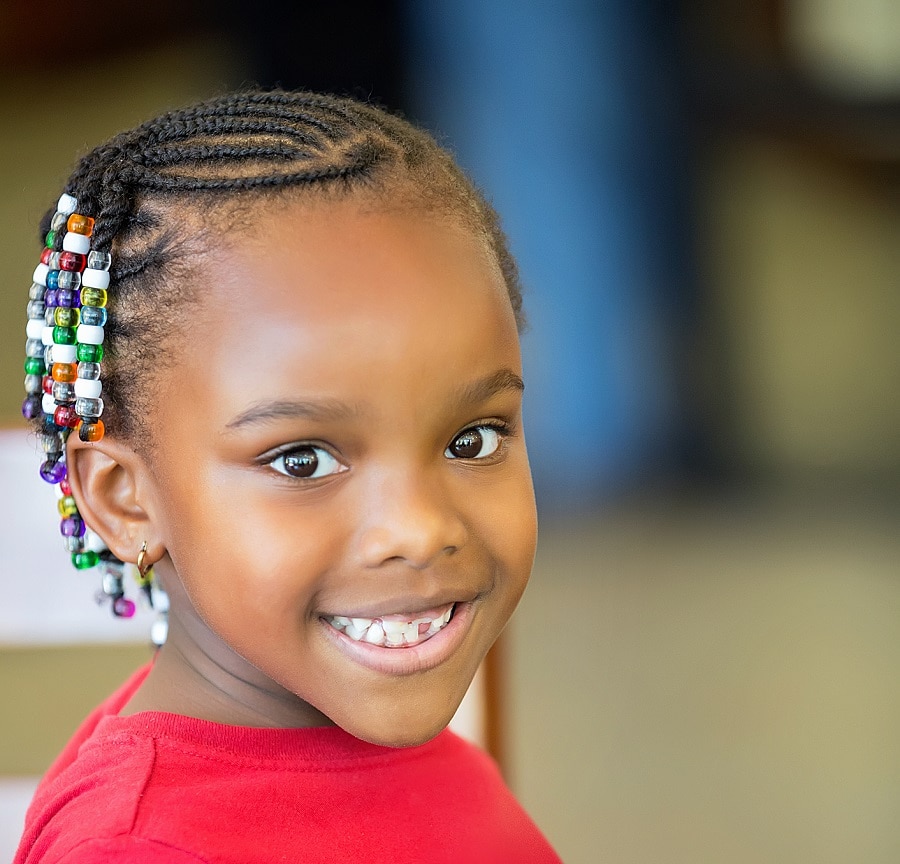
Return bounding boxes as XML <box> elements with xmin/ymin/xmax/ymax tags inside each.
<box><xmin>324</xmin><ymin>604</ymin><xmax>455</xmax><ymax>648</ymax></box>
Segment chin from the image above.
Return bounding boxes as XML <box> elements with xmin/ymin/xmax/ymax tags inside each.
<box><xmin>335</xmin><ymin>693</ymin><xmax>464</xmax><ymax>749</ymax></box>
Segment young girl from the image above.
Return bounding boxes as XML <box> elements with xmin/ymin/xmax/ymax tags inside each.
<box><xmin>14</xmin><ymin>91</ymin><xmax>559</xmax><ymax>862</ymax></box>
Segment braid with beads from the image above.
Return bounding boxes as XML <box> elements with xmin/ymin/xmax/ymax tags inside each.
<box><xmin>21</xmin><ymin>90</ymin><xmax>522</xmax><ymax>644</ymax></box>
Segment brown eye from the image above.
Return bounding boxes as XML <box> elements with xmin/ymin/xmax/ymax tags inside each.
<box><xmin>445</xmin><ymin>426</ymin><xmax>502</xmax><ymax>460</ymax></box>
<box><xmin>270</xmin><ymin>446</ymin><xmax>344</xmax><ymax>479</ymax></box>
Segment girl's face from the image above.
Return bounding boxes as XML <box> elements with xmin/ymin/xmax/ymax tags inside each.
<box><xmin>141</xmin><ymin>198</ymin><xmax>537</xmax><ymax>746</ymax></box>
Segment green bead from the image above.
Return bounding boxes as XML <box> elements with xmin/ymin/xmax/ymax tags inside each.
<box><xmin>45</xmin><ymin>230</ymin><xmax>57</xmax><ymax>248</ymax></box>
<box><xmin>76</xmin><ymin>343</ymin><xmax>104</xmax><ymax>363</ymax></box>
<box><xmin>72</xmin><ymin>550</ymin><xmax>100</xmax><ymax>570</ymax></box>
<box><xmin>24</xmin><ymin>356</ymin><xmax>45</xmax><ymax>375</ymax></box>
<box><xmin>52</xmin><ymin>326</ymin><xmax>76</xmax><ymax>345</ymax></box>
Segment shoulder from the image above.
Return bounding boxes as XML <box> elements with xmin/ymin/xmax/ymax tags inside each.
<box><xmin>55</xmin><ymin>836</ymin><xmax>207</xmax><ymax>864</ymax></box>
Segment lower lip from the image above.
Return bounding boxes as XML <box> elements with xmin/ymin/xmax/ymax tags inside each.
<box><xmin>320</xmin><ymin>602</ymin><xmax>474</xmax><ymax>676</ymax></box>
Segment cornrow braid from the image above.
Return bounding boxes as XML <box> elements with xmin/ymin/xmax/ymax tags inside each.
<box><xmin>21</xmin><ymin>89</ymin><xmax>523</xmax><ymax>641</ymax></box>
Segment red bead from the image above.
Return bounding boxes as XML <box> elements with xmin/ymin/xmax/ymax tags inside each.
<box><xmin>59</xmin><ymin>251</ymin><xmax>86</xmax><ymax>272</ymax></box>
<box><xmin>42</xmin><ymin>375</ymin><xmax>54</xmax><ymax>395</ymax></box>
<box><xmin>40</xmin><ymin>247</ymin><xmax>53</xmax><ymax>265</ymax></box>
<box><xmin>53</xmin><ymin>404</ymin><xmax>79</xmax><ymax>428</ymax></box>
<box><xmin>60</xmin><ymin>477</ymin><xmax>73</xmax><ymax>496</ymax></box>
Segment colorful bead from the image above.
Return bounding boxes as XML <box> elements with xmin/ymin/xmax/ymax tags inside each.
<box><xmin>60</xmin><ymin>516</ymin><xmax>86</xmax><ymax>537</ymax></box>
<box><xmin>112</xmin><ymin>597</ymin><xmax>136</xmax><ymax>618</ymax></box>
<box><xmin>56</xmin><ymin>288</ymin><xmax>80</xmax><ymax>308</ymax></box>
<box><xmin>57</xmin><ymin>193</ymin><xmax>78</xmax><ymax>215</ymax></box>
<box><xmin>44</xmin><ymin>230</ymin><xmax>62</xmax><ymax>250</ymax></box>
<box><xmin>59</xmin><ymin>251</ymin><xmax>86</xmax><ymax>272</ymax></box>
<box><xmin>50</xmin><ymin>343</ymin><xmax>77</xmax><ymax>364</ymax></box>
<box><xmin>44</xmin><ymin>289</ymin><xmax>59</xmax><ymax>307</ymax></box>
<box><xmin>57</xmin><ymin>270</ymin><xmax>81</xmax><ymax>291</ymax></box>
<box><xmin>33</xmin><ymin>263</ymin><xmax>49</xmax><ymax>285</ymax></box>
<box><xmin>40</xmin><ymin>247</ymin><xmax>53</xmax><ymax>265</ymax></box>
<box><xmin>72</xmin><ymin>550</ymin><xmax>99</xmax><ymax>569</ymax></box>
<box><xmin>76</xmin><ymin>343</ymin><xmax>103</xmax><ymax>362</ymax></box>
<box><xmin>52</xmin><ymin>381</ymin><xmax>75</xmax><ymax>403</ymax></box>
<box><xmin>25</xmin><ymin>338</ymin><xmax>45</xmax><ymax>358</ymax></box>
<box><xmin>51</xmin><ymin>362</ymin><xmax>78</xmax><ymax>383</ymax></box>
<box><xmin>42</xmin><ymin>375</ymin><xmax>54</xmax><ymax>395</ymax></box>
<box><xmin>39</xmin><ymin>459</ymin><xmax>67</xmax><ymax>484</ymax></box>
<box><xmin>76</xmin><ymin>324</ymin><xmax>104</xmax><ymax>345</ymax></box>
<box><xmin>21</xmin><ymin>395</ymin><xmax>42</xmax><ymax>419</ymax></box>
<box><xmin>26</xmin><ymin>318</ymin><xmax>45</xmax><ymax>340</ymax></box>
<box><xmin>81</xmin><ymin>268</ymin><xmax>110</xmax><ymax>290</ymax></box>
<box><xmin>76</xmin><ymin>361</ymin><xmax>101</xmax><ymax>380</ymax></box>
<box><xmin>54</xmin><ymin>307</ymin><xmax>79</xmax><ymax>327</ymax></box>
<box><xmin>60</xmin><ymin>477</ymin><xmax>72</xmax><ymax>495</ymax></box>
<box><xmin>24</xmin><ymin>356</ymin><xmax>45</xmax><ymax>375</ymax></box>
<box><xmin>53</xmin><ymin>404</ymin><xmax>79</xmax><ymax>427</ymax></box>
<box><xmin>74</xmin><ymin>377</ymin><xmax>102</xmax><ymax>399</ymax></box>
<box><xmin>67</xmin><ymin>214</ymin><xmax>95</xmax><ymax>236</ymax></box>
<box><xmin>74</xmin><ymin>396</ymin><xmax>103</xmax><ymax>417</ymax></box>
<box><xmin>65</xmin><ymin>535</ymin><xmax>86</xmax><ymax>553</ymax></box>
<box><xmin>51</xmin><ymin>212</ymin><xmax>68</xmax><ymax>232</ymax></box>
<box><xmin>80</xmin><ymin>287</ymin><xmax>107</xmax><ymax>308</ymax></box>
<box><xmin>62</xmin><ymin>232</ymin><xmax>90</xmax><ymax>255</ymax></box>
<box><xmin>86</xmin><ymin>250</ymin><xmax>111</xmax><ymax>271</ymax></box>
<box><xmin>58</xmin><ymin>495</ymin><xmax>78</xmax><ymax>517</ymax></box>
<box><xmin>79</xmin><ymin>305</ymin><xmax>107</xmax><ymax>327</ymax></box>
<box><xmin>78</xmin><ymin>419</ymin><xmax>105</xmax><ymax>442</ymax></box>
<box><xmin>52</xmin><ymin>325</ymin><xmax>76</xmax><ymax>345</ymax></box>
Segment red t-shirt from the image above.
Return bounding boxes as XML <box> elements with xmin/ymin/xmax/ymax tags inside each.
<box><xmin>16</xmin><ymin>665</ymin><xmax>560</xmax><ymax>863</ymax></box>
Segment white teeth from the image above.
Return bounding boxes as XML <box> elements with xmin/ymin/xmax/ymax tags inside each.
<box><xmin>364</xmin><ymin>622</ymin><xmax>384</xmax><ymax>644</ymax></box>
<box><xmin>326</xmin><ymin>604</ymin><xmax>456</xmax><ymax>649</ymax></box>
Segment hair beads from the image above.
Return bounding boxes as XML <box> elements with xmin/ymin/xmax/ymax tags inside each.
<box><xmin>22</xmin><ymin>193</ymin><xmax>165</xmax><ymax>644</ymax></box>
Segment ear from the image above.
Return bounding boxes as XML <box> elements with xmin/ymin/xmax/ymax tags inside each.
<box><xmin>65</xmin><ymin>435</ymin><xmax>165</xmax><ymax>566</ymax></box>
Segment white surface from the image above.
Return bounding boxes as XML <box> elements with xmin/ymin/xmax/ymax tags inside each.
<box><xmin>0</xmin><ymin>430</ymin><xmax>155</xmax><ymax>645</ymax></box>
<box><xmin>0</xmin><ymin>777</ymin><xmax>39</xmax><ymax>861</ymax></box>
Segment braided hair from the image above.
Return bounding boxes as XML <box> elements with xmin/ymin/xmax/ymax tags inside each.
<box><xmin>39</xmin><ymin>89</ymin><xmax>522</xmax><ymax>442</ymax></box>
<box><xmin>22</xmin><ymin>89</ymin><xmax>523</xmax><ymax>637</ymax></box>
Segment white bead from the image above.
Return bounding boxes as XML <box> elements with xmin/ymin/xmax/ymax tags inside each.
<box><xmin>81</xmin><ymin>268</ymin><xmax>110</xmax><ymax>290</ymax></box>
<box><xmin>41</xmin><ymin>393</ymin><xmax>56</xmax><ymax>414</ymax></box>
<box><xmin>33</xmin><ymin>263</ymin><xmax>49</xmax><ymax>286</ymax></box>
<box><xmin>62</xmin><ymin>232</ymin><xmax>90</xmax><ymax>254</ymax></box>
<box><xmin>50</xmin><ymin>343</ymin><xmax>77</xmax><ymax>363</ymax></box>
<box><xmin>74</xmin><ymin>378</ymin><xmax>102</xmax><ymax>399</ymax></box>
<box><xmin>77</xmin><ymin>325</ymin><xmax>104</xmax><ymax>345</ymax></box>
<box><xmin>57</xmin><ymin>194</ymin><xmax>78</xmax><ymax>215</ymax></box>
<box><xmin>41</xmin><ymin>325</ymin><xmax>54</xmax><ymax>346</ymax></box>
<box><xmin>26</xmin><ymin>318</ymin><xmax>44</xmax><ymax>339</ymax></box>
<box><xmin>84</xmin><ymin>529</ymin><xmax>108</xmax><ymax>553</ymax></box>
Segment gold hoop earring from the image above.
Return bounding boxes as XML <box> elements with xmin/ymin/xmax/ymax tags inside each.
<box><xmin>136</xmin><ymin>541</ymin><xmax>153</xmax><ymax>580</ymax></box>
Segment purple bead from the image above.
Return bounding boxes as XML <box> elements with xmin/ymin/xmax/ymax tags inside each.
<box><xmin>39</xmin><ymin>459</ymin><xmax>67</xmax><ymax>484</ymax></box>
<box><xmin>60</xmin><ymin>516</ymin><xmax>86</xmax><ymax>537</ymax></box>
<box><xmin>44</xmin><ymin>289</ymin><xmax>59</xmax><ymax>308</ymax></box>
<box><xmin>21</xmin><ymin>395</ymin><xmax>42</xmax><ymax>419</ymax></box>
<box><xmin>57</xmin><ymin>288</ymin><xmax>80</xmax><ymax>308</ymax></box>
<box><xmin>112</xmin><ymin>597</ymin><xmax>136</xmax><ymax>618</ymax></box>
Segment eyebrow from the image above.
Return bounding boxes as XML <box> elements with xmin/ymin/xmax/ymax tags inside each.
<box><xmin>225</xmin><ymin>397</ymin><xmax>362</xmax><ymax>431</ymax></box>
<box><xmin>224</xmin><ymin>369</ymin><xmax>524</xmax><ymax>432</ymax></box>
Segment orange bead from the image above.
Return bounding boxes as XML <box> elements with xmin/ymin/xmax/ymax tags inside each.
<box><xmin>67</xmin><ymin>213</ymin><xmax>95</xmax><ymax>236</ymax></box>
<box><xmin>51</xmin><ymin>362</ymin><xmax>77</xmax><ymax>383</ymax></box>
<box><xmin>77</xmin><ymin>419</ymin><xmax>105</xmax><ymax>443</ymax></box>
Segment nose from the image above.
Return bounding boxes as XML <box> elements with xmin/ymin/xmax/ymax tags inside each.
<box><xmin>356</xmin><ymin>469</ymin><xmax>468</xmax><ymax>570</ymax></box>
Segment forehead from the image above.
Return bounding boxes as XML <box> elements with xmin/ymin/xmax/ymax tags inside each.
<box><xmin>184</xmin><ymin>199</ymin><xmax>521</xmax><ymax>414</ymax></box>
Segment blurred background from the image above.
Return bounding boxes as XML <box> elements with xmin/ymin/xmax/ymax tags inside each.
<box><xmin>1</xmin><ymin>1</ymin><xmax>898</xmax><ymax>861</ymax></box>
